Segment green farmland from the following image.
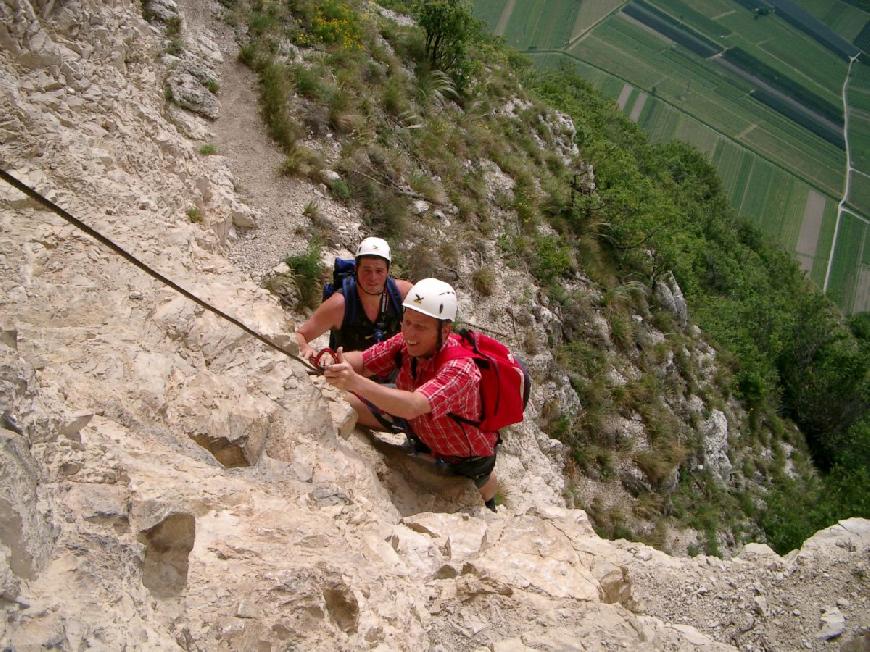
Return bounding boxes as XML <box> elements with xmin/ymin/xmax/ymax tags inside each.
<box><xmin>794</xmin><ymin>0</ymin><xmax>870</xmax><ymax>42</ymax></box>
<box><xmin>826</xmin><ymin>211</ymin><xmax>870</xmax><ymax>314</ymax></box>
<box><xmin>473</xmin><ymin>0</ymin><xmax>870</xmax><ymax>312</ymax></box>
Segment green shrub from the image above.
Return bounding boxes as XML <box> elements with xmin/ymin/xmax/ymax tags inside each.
<box><xmin>303</xmin><ymin>200</ymin><xmax>334</xmax><ymax>244</ymax></box>
<box><xmin>364</xmin><ymin>191</ymin><xmax>408</xmax><ymax>239</ymax></box>
<box><xmin>198</xmin><ymin>144</ymin><xmax>218</xmax><ymax>155</ymax></box>
<box><xmin>650</xmin><ymin>308</ymin><xmax>675</xmax><ymax>333</ymax></box>
<box><xmin>311</xmin><ymin>0</ymin><xmax>362</xmax><ymax>48</ymax></box>
<box><xmin>403</xmin><ymin>241</ymin><xmax>441</xmax><ymax>281</ymax></box>
<box><xmin>285</xmin><ymin>243</ymin><xmax>323</xmax><ymax>310</ymax></box>
<box><xmin>608</xmin><ymin>309</ymin><xmax>633</xmax><ymax>352</ymax></box>
<box><xmin>587</xmin><ymin>498</ymin><xmax>635</xmax><ymax>541</ymax></box>
<box><xmin>530</xmin><ymin>235</ymin><xmax>572</xmax><ymax>283</ymax></box>
<box><xmin>633</xmin><ymin>441</ymin><xmax>685</xmax><ymax>487</ymax></box>
<box><xmin>260</xmin><ymin>61</ymin><xmax>300</xmax><ymax>151</ymax></box>
<box><xmin>303</xmin><ymin>200</ymin><xmax>320</xmax><ymax>220</ymax></box>
<box><xmin>471</xmin><ymin>267</ymin><xmax>494</xmax><ymax>297</ymax></box>
<box><xmin>409</xmin><ymin>173</ymin><xmax>448</xmax><ymax>205</ymax></box>
<box><xmin>186</xmin><ymin>207</ymin><xmax>202</xmax><ymax>223</ymax></box>
<box><xmin>292</xmin><ymin>64</ymin><xmax>324</xmax><ymax>99</ymax></box>
<box><xmin>165</xmin><ymin>15</ymin><xmax>181</xmax><ymax>36</ymax></box>
<box><xmin>439</xmin><ymin>241</ymin><xmax>459</xmax><ymax>268</ymax></box>
<box><xmin>523</xmin><ymin>327</ymin><xmax>539</xmax><ymax>354</ymax></box>
<box><xmin>328</xmin><ymin>88</ymin><xmax>362</xmax><ymax>134</ymax></box>
<box><xmin>328</xmin><ymin>178</ymin><xmax>351</xmax><ymax>201</ymax></box>
<box><xmin>382</xmin><ymin>78</ymin><xmax>408</xmax><ymax>116</ymax></box>
<box><xmin>238</xmin><ymin>42</ymin><xmax>259</xmax><ymax>67</ymax></box>
<box><xmin>280</xmin><ymin>144</ymin><xmax>324</xmax><ymax>179</ymax></box>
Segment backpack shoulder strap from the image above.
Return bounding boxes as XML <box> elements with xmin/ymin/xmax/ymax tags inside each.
<box><xmin>340</xmin><ymin>274</ymin><xmax>358</xmax><ymax>326</ymax></box>
<box><xmin>437</xmin><ymin>332</ymin><xmax>479</xmax><ymax>365</ymax></box>
<box><xmin>385</xmin><ymin>276</ymin><xmax>403</xmax><ymax>315</ymax></box>
<box><xmin>440</xmin><ymin>334</ymin><xmax>484</xmax><ymax>428</ymax></box>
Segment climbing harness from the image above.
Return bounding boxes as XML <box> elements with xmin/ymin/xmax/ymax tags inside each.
<box><xmin>0</xmin><ymin>168</ymin><xmax>323</xmax><ymax>375</ymax></box>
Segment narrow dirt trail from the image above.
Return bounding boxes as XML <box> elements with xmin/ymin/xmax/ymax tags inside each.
<box><xmin>212</xmin><ymin>53</ymin><xmax>313</xmax><ymax>281</ymax></box>
<box><xmin>179</xmin><ymin>0</ymin><xmax>353</xmax><ymax>284</ymax></box>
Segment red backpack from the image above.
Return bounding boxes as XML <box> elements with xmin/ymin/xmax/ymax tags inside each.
<box><xmin>437</xmin><ymin>329</ymin><xmax>531</xmax><ymax>432</ymax></box>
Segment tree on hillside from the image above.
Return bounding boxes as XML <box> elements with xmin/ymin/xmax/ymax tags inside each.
<box><xmin>416</xmin><ymin>0</ymin><xmax>479</xmax><ymax>91</ymax></box>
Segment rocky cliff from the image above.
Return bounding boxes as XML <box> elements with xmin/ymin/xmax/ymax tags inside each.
<box><xmin>0</xmin><ymin>1</ymin><xmax>868</xmax><ymax>650</ymax></box>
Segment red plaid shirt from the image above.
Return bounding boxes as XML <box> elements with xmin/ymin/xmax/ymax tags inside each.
<box><xmin>362</xmin><ymin>332</ymin><xmax>498</xmax><ymax>459</ymax></box>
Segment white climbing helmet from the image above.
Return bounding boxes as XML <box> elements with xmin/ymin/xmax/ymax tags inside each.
<box><xmin>403</xmin><ymin>278</ymin><xmax>457</xmax><ymax>321</ymax></box>
<box><xmin>355</xmin><ymin>236</ymin><xmax>391</xmax><ymax>263</ymax></box>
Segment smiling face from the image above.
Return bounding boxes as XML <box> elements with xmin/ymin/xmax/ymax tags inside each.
<box><xmin>355</xmin><ymin>256</ymin><xmax>389</xmax><ymax>295</ymax></box>
<box><xmin>401</xmin><ymin>308</ymin><xmax>449</xmax><ymax>358</ymax></box>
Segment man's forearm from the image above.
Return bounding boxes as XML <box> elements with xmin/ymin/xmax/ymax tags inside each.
<box><xmin>349</xmin><ymin>374</ymin><xmax>430</xmax><ymax>419</ymax></box>
<box><xmin>342</xmin><ymin>350</ymin><xmax>364</xmax><ymax>372</ymax></box>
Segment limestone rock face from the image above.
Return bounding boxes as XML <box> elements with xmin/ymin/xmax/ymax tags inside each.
<box><xmin>655</xmin><ymin>271</ymin><xmax>689</xmax><ymax>327</ymax></box>
<box><xmin>702</xmin><ymin>409</ymin><xmax>732</xmax><ymax>482</ymax></box>
<box><xmin>0</xmin><ymin>1</ymin><xmax>867</xmax><ymax>651</ymax></box>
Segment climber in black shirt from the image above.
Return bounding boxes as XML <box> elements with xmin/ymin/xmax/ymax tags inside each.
<box><xmin>294</xmin><ymin>236</ymin><xmax>413</xmax><ymax>361</ymax></box>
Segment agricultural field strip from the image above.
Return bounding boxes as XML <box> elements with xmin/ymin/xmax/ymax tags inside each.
<box><xmin>735</xmin><ymin>152</ymin><xmax>757</xmax><ymax>215</ymax></box>
<box><xmin>626</xmin><ymin>5</ymin><xmax>845</xmax><ymax>142</ymax></box>
<box><xmin>795</xmin><ymin>190</ymin><xmax>827</xmax><ymax>257</ymax></box>
<box><xmin>842</xmin><ymin>207</ymin><xmax>870</xmax><ymax>225</ymax></box>
<box><xmin>594</xmin><ymin>13</ymin><xmax>846</xmax><ymax>170</ymax></box>
<box><xmin>824</xmin><ymin>53</ymin><xmax>862</xmax><ymax>292</ymax></box>
<box><xmin>624</xmin><ymin>0</ymin><xmax>721</xmax><ymax>57</ymax></box>
<box><xmin>736</xmin><ymin>123</ymin><xmax>756</xmax><ymax>138</ymax></box>
<box><xmin>713</xmin><ymin>56</ymin><xmax>842</xmax><ymax>135</ymax></box>
<box><xmin>795</xmin><ymin>0</ymin><xmax>870</xmax><ymax>42</ymax></box>
<box><xmin>630</xmin><ymin>91</ymin><xmax>648</xmax><ymax>121</ymax></box>
<box><xmin>473</xmin><ymin>0</ymin><xmax>508</xmax><ymax>28</ymax></box>
<box><xmin>494</xmin><ymin>0</ymin><xmax>515</xmax><ymax>35</ymax></box>
<box><xmin>617</xmin><ymin>83</ymin><xmax>633</xmax><ymax>109</ymax></box>
<box><xmin>531</xmin><ymin>47</ymin><xmax>843</xmax><ymax>204</ymax></box>
<box><xmin>719</xmin><ymin>48</ymin><xmax>843</xmax><ymax>126</ymax></box>
<box><xmin>757</xmin><ymin>43</ymin><xmax>845</xmax><ymax>103</ymax></box>
<box><xmin>574</xmin><ymin>26</ymin><xmax>844</xmax><ymax>189</ymax></box>
<box><xmin>566</xmin><ymin>0</ymin><xmax>629</xmax><ymax>47</ymax></box>
<box><xmin>649</xmin><ymin>0</ymin><xmax>847</xmax><ymax>100</ymax></box>
<box><xmin>645</xmin><ymin>0</ymin><xmax>733</xmax><ymax>39</ymax></box>
<box><xmin>621</xmin><ymin>12</ymin><xmax>676</xmax><ymax>45</ymax></box>
<box><xmin>581</xmin><ymin>50</ymin><xmax>842</xmax><ymax>185</ymax></box>
<box><xmin>767</xmin><ymin>0</ymin><xmax>860</xmax><ymax>60</ymax></box>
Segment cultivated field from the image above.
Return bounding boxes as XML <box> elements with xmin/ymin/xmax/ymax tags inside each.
<box><xmin>795</xmin><ymin>0</ymin><xmax>867</xmax><ymax>41</ymax></box>
<box><xmin>827</xmin><ymin>212</ymin><xmax>870</xmax><ymax>313</ymax></box>
<box><xmin>486</xmin><ymin>0</ymin><xmax>579</xmax><ymax>49</ymax></box>
<box><xmin>847</xmin><ymin>63</ymin><xmax>870</xmax><ymax>177</ymax></box>
<box><xmin>474</xmin><ymin>0</ymin><xmax>509</xmax><ymax>30</ymax></box>
<box><xmin>571</xmin><ymin>0</ymin><xmax>627</xmax><ymax>42</ymax></box>
<box><xmin>566</xmin><ymin>15</ymin><xmax>846</xmax><ymax>193</ymax></box>
<box><xmin>473</xmin><ymin>0</ymin><xmax>870</xmax><ymax>312</ymax></box>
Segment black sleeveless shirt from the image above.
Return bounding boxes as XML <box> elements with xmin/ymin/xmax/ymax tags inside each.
<box><xmin>329</xmin><ymin>276</ymin><xmax>403</xmax><ymax>352</ymax></box>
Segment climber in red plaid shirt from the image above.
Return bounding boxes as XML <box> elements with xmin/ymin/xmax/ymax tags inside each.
<box><xmin>323</xmin><ymin>278</ymin><xmax>500</xmax><ymax>511</ymax></box>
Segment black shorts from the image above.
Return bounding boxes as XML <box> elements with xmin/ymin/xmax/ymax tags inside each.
<box><xmin>360</xmin><ymin>401</ymin><xmax>498</xmax><ymax>488</ymax></box>
<box><xmin>441</xmin><ymin>453</ymin><xmax>498</xmax><ymax>488</ymax></box>
<box><xmin>411</xmin><ymin>436</ymin><xmax>498</xmax><ymax>488</ymax></box>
